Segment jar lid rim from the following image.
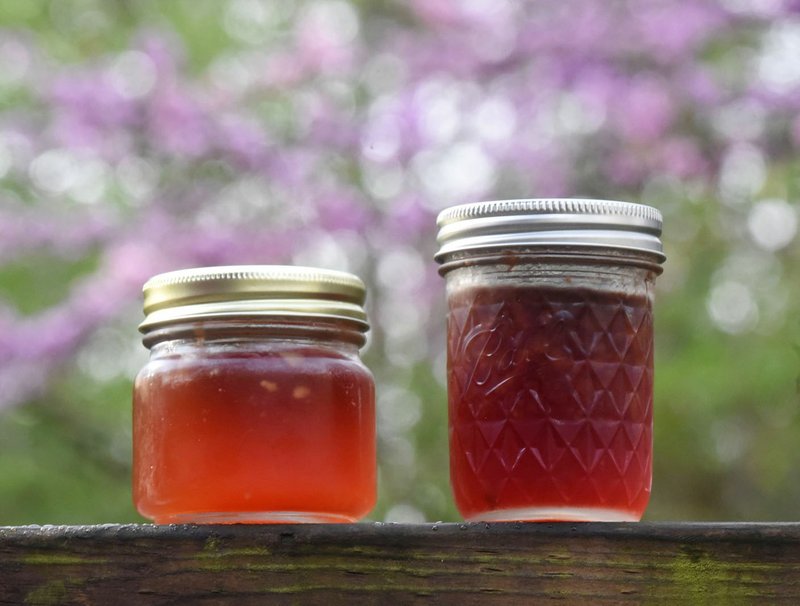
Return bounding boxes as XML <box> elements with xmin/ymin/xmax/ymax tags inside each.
<box><xmin>140</xmin><ymin>265</ymin><xmax>368</xmax><ymax>333</ymax></box>
<box><xmin>435</xmin><ymin>199</ymin><xmax>664</xmax><ymax>262</ymax></box>
<box><xmin>436</xmin><ymin>199</ymin><xmax>662</xmax><ymax>227</ymax></box>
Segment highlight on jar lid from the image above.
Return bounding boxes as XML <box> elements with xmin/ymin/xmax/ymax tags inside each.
<box><xmin>139</xmin><ymin>265</ymin><xmax>369</xmax><ymax>334</ymax></box>
<box><xmin>434</xmin><ymin>198</ymin><xmax>665</xmax><ymax>262</ymax></box>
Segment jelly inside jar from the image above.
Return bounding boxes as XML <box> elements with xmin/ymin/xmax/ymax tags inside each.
<box><xmin>133</xmin><ymin>344</ymin><xmax>376</xmax><ymax>524</ymax></box>
<box><xmin>446</xmin><ymin>285</ymin><xmax>654</xmax><ymax>522</ymax></box>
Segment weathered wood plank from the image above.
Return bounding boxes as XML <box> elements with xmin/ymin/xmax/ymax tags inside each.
<box><xmin>1</xmin><ymin>523</ymin><xmax>799</xmax><ymax>604</ymax></box>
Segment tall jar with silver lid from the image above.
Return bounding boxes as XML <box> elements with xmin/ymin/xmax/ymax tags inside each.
<box><xmin>133</xmin><ymin>265</ymin><xmax>375</xmax><ymax>524</ymax></box>
<box><xmin>435</xmin><ymin>200</ymin><xmax>665</xmax><ymax>522</ymax></box>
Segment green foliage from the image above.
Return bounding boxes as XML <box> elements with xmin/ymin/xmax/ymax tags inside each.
<box><xmin>0</xmin><ymin>394</ymin><xmax>142</xmax><ymax>525</ymax></box>
<box><xmin>2</xmin><ymin>2</ymin><xmax>800</xmax><ymax>526</ymax></box>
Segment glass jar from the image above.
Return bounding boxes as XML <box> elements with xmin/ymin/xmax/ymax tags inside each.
<box><xmin>133</xmin><ymin>265</ymin><xmax>376</xmax><ymax>524</ymax></box>
<box><xmin>435</xmin><ymin>200</ymin><xmax>665</xmax><ymax>522</ymax></box>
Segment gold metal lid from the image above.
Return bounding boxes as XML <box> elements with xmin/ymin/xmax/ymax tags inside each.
<box><xmin>140</xmin><ymin>265</ymin><xmax>368</xmax><ymax>333</ymax></box>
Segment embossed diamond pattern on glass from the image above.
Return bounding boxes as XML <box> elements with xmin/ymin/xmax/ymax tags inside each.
<box><xmin>447</xmin><ymin>286</ymin><xmax>653</xmax><ymax>520</ymax></box>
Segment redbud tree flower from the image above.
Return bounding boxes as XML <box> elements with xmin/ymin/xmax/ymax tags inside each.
<box><xmin>1</xmin><ymin>0</ymin><xmax>799</xmax><ymax>521</ymax></box>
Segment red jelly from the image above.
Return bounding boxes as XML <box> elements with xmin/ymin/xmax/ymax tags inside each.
<box><xmin>436</xmin><ymin>199</ymin><xmax>665</xmax><ymax>521</ymax></box>
<box><xmin>447</xmin><ymin>285</ymin><xmax>653</xmax><ymax>521</ymax></box>
<box><xmin>133</xmin><ymin>266</ymin><xmax>375</xmax><ymax>524</ymax></box>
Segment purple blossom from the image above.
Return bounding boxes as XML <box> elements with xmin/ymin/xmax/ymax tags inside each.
<box><xmin>50</xmin><ymin>71</ymin><xmax>137</xmax><ymax>130</ymax></box>
<box><xmin>613</xmin><ymin>76</ymin><xmax>676</xmax><ymax>144</ymax></box>
<box><xmin>0</xmin><ymin>208</ymin><xmax>114</xmax><ymax>262</ymax></box>
<box><xmin>216</xmin><ymin>114</ymin><xmax>271</xmax><ymax>169</ymax></box>
<box><xmin>659</xmin><ymin>137</ymin><xmax>709</xmax><ymax>178</ymax></box>
<box><xmin>0</xmin><ymin>0</ymin><xmax>800</xmax><ymax>413</ymax></box>
<box><xmin>382</xmin><ymin>195</ymin><xmax>433</xmax><ymax>240</ymax></box>
<box><xmin>316</xmin><ymin>191</ymin><xmax>374</xmax><ymax>231</ymax></box>
<box><xmin>792</xmin><ymin>114</ymin><xmax>800</xmax><ymax>146</ymax></box>
<box><xmin>293</xmin><ymin>5</ymin><xmax>360</xmax><ymax>74</ymax></box>
<box><xmin>137</xmin><ymin>30</ymin><xmax>183</xmax><ymax>81</ymax></box>
<box><xmin>147</xmin><ymin>86</ymin><xmax>210</xmax><ymax>157</ymax></box>
<box><xmin>634</xmin><ymin>3</ymin><xmax>728</xmax><ymax>61</ymax></box>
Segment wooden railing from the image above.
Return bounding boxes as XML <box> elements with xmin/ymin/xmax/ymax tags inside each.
<box><xmin>2</xmin><ymin>523</ymin><xmax>799</xmax><ymax>603</ymax></box>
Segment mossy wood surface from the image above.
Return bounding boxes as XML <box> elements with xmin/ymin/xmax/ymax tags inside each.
<box><xmin>1</xmin><ymin>523</ymin><xmax>799</xmax><ymax>604</ymax></box>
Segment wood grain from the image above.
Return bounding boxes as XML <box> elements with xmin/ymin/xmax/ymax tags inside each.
<box><xmin>2</xmin><ymin>523</ymin><xmax>799</xmax><ymax>604</ymax></box>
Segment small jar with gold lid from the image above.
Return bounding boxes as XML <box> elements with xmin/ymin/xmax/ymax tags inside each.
<box><xmin>132</xmin><ymin>265</ymin><xmax>375</xmax><ymax>524</ymax></box>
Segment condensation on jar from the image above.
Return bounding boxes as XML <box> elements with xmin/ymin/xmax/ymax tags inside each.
<box><xmin>435</xmin><ymin>199</ymin><xmax>666</xmax><ymax>523</ymax></box>
<box><xmin>133</xmin><ymin>265</ymin><xmax>376</xmax><ymax>524</ymax></box>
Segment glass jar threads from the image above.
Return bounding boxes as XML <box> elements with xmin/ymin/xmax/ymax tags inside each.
<box><xmin>435</xmin><ymin>200</ymin><xmax>665</xmax><ymax>522</ymax></box>
<box><xmin>133</xmin><ymin>266</ymin><xmax>375</xmax><ymax>524</ymax></box>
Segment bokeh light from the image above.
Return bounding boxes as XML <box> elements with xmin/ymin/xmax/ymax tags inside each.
<box><xmin>1</xmin><ymin>0</ymin><xmax>800</xmax><ymax>524</ymax></box>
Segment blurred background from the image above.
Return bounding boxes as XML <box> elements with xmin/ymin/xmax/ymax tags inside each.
<box><xmin>1</xmin><ymin>0</ymin><xmax>799</xmax><ymax>524</ymax></box>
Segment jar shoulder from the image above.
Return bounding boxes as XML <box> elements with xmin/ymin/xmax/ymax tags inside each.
<box><xmin>139</xmin><ymin>340</ymin><xmax>371</xmax><ymax>380</ymax></box>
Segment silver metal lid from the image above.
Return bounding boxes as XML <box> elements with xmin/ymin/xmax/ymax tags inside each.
<box><xmin>140</xmin><ymin>265</ymin><xmax>368</xmax><ymax>333</ymax></box>
<box><xmin>435</xmin><ymin>199</ymin><xmax>665</xmax><ymax>262</ymax></box>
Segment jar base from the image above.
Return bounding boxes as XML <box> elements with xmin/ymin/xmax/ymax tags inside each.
<box><xmin>465</xmin><ymin>506</ymin><xmax>641</xmax><ymax>523</ymax></box>
<box><xmin>153</xmin><ymin>511</ymin><xmax>358</xmax><ymax>524</ymax></box>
